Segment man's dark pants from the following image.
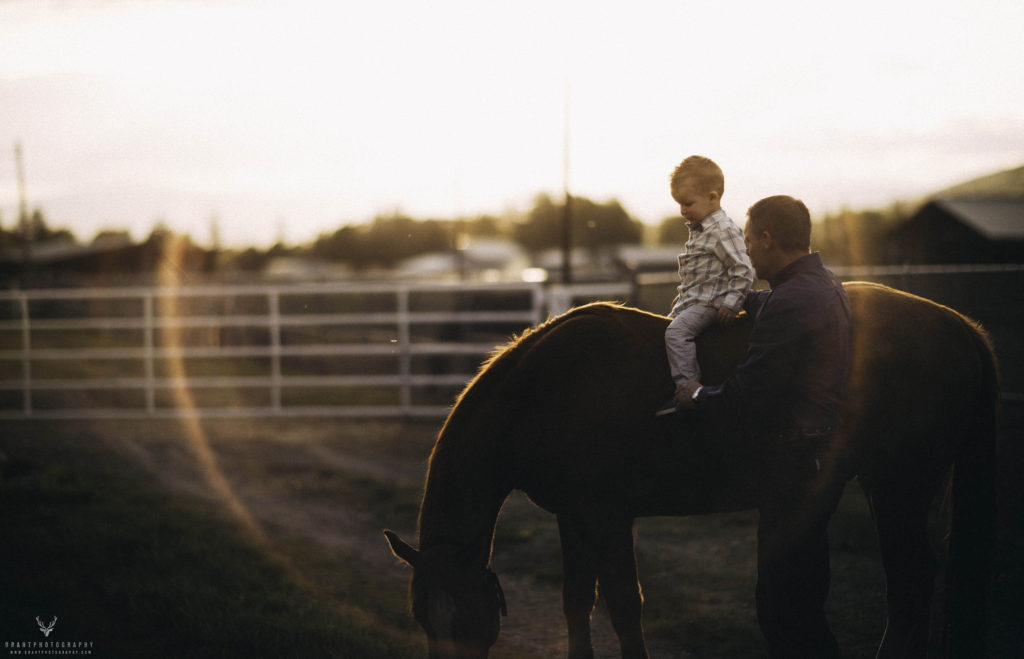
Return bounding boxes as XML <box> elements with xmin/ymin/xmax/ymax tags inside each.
<box><xmin>755</xmin><ymin>430</ymin><xmax>847</xmax><ymax>658</ymax></box>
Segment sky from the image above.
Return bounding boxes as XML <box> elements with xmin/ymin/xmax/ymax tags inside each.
<box><xmin>1</xmin><ymin>0</ymin><xmax>1022</xmax><ymax>248</ymax></box>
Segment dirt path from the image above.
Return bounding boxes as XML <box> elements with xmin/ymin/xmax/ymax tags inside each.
<box><xmin>220</xmin><ymin>437</ymin><xmax>684</xmax><ymax>657</ymax></box>
<box><xmin>97</xmin><ymin>419</ymin><xmax>691</xmax><ymax>658</ymax></box>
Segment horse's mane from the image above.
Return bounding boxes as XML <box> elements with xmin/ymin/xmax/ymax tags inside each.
<box><xmin>456</xmin><ymin>302</ymin><xmax>629</xmax><ymax>407</ymax></box>
<box><xmin>436</xmin><ymin>302</ymin><xmax>653</xmax><ymax>438</ymax></box>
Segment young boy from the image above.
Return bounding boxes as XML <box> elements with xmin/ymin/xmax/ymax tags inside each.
<box><xmin>659</xmin><ymin>156</ymin><xmax>753</xmax><ymax>414</ymax></box>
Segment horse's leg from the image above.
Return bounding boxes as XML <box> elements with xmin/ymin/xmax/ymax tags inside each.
<box><xmin>558</xmin><ymin>513</ymin><xmax>598</xmax><ymax>659</ymax></box>
<box><xmin>866</xmin><ymin>478</ymin><xmax>942</xmax><ymax>659</ymax></box>
<box><xmin>595</xmin><ymin>516</ymin><xmax>649</xmax><ymax>659</ymax></box>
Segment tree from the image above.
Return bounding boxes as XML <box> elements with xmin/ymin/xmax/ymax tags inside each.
<box><xmin>25</xmin><ymin>208</ymin><xmax>76</xmax><ymax>244</ymax></box>
<box><xmin>513</xmin><ymin>194</ymin><xmax>562</xmax><ymax>252</ymax></box>
<box><xmin>92</xmin><ymin>229</ymin><xmax>132</xmax><ymax>246</ymax></box>
<box><xmin>457</xmin><ymin>214</ymin><xmax>505</xmax><ymax>239</ymax></box>
<box><xmin>574</xmin><ymin>197</ymin><xmax>644</xmax><ymax>250</ymax></box>
<box><xmin>657</xmin><ymin>215</ymin><xmax>689</xmax><ymax>246</ymax></box>
<box><xmin>513</xmin><ymin>193</ymin><xmax>643</xmax><ymax>253</ymax></box>
<box><xmin>229</xmin><ymin>247</ymin><xmax>269</xmax><ymax>272</ymax></box>
<box><xmin>815</xmin><ymin>204</ymin><xmax>909</xmax><ymax>265</ymax></box>
<box><xmin>312</xmin><ymin>225</ymin><xmax>366</xmax><ymax>267</ymax></box>
<box><xmin>0</xmin><ymin>210</ymin><xmax>19</xmax><ymax>251</ymax></box>
<box><xmin>312</xmin><ymin>213</ymin><xmax>455</xmax><ymax>269</ymax></box>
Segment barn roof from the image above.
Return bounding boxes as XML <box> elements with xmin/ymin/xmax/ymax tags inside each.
<box><xmin>932</xmin><ymin>198</ymin><xmax>1024</xmax><ymax>241</ymax></box>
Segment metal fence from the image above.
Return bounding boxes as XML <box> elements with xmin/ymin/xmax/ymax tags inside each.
<box><xmin>0</xmin><ymin>280</ymin><xmax>630</xmax><ymax>420</ymax></box>
<box><xmin>2</xmin><ymin>265</ymin><xmax>1019</xmax><ymax>420</ymax></box>
<box><xmin>638</xmin><ymin>263</ymin><xmax>1024</xmax><ymax>400</ymax></box>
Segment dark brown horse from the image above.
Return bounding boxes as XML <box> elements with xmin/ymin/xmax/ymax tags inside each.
<box><xmin>385</xmin><ymin>282</ymin><xmax>998</xmax><ymax>659</ymax></box>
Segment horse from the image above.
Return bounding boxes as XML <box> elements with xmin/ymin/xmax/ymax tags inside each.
<box><xmin>385</xmin><ymin>281</ymin><xmax>998</xmax><ymax>659</ymax></box>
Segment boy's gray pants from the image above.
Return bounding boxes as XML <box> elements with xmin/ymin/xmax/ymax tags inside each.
<box><xmin>665</xmin><ymin>304</ymin><xmax>718</xmax><ymax>386</ymax></box>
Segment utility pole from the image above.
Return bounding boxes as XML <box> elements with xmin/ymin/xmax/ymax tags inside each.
<box><xmin>13</xmin><ymin>142</ymin><xmax>31</xmax><ymax>276</ymax></box>
<box><xmin>561</xmin><ymin>80</ymin><xmax>572</xmax><ymax>284</ymax></box>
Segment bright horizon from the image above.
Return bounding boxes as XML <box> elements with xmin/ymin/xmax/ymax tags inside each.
<box><xmin>1</xmin><ymin>0</ymin><xmax>1022</xmax><ymax>248</ymax></box>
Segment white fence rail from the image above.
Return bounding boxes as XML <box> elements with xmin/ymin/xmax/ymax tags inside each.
<box><xmin>3</xmin><ymin>264</ymin><xmax>1019</xmax><ymax>420</ymax></box>
<box><xmin>0</xmin><ymin>281</ymin><xmax>631</xmax><ymax>420</ymax></box>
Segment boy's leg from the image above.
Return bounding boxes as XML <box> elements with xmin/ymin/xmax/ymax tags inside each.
<box><xmin>664</xmin><ymin>304</ymin><xmax>718</xmax><ymax>386</ymax></box>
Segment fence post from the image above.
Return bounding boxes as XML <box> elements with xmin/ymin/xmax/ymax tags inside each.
<box><xmin>19</xmin><ymin>294</ymin><xmax>31</xmax><ymax>416</ymax></box>
<box><xmin>547</xmin><ymin>285</ymin><xmax>573</xmax><ymax>317</ymax></box>
<box><xmin>143</xmin><ymin>293</ymin><xmax>155</xmax><ymax>413</ymax></box>
<box><xmin>397</xmin><ymin>286</ymin><xmax>411</xmax><ymax>413</ymax></box>
<box><xmin>530</xmin><ymin>283</ymin><xmax>545</xmax><ymax>326</ymax></box>
<box><xmin>269</xmin><ymin>289</ymin><xmax>282</xmax><ymax>414</ymax></box>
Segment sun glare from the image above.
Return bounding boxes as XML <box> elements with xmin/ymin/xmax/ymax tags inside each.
<box><xmin>153</xmin><ymin>234</ymin><xmax>265</xmax><ymax>545</ymax></box>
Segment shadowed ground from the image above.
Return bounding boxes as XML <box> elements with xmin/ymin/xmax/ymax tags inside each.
<box><xmin>1</xmin><ymin>413</ymin><xmax>1020</xmax><ymax>657</ymax></box>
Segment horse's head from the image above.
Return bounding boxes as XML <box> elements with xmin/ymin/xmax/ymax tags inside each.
<box><xmin>385</xmin><ymin>530</ymin><xmax>507</xmax><ymax>659</ymax></box>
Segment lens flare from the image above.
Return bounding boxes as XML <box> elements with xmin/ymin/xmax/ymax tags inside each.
<box><xmin>155</xmin><ymin>234</ymin><xmax>266</xmax><ymax>544</ymax></box>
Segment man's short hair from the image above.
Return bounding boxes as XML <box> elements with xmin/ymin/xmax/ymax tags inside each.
<box><xmin>671</xmin><ymin>156</ymin><xmax>724</xmax><ymax>197</ymax></box>
<box><xmin>747</xmin><ymin>195</ymin><xmax>811</xmax><ymax>251</ymax></box>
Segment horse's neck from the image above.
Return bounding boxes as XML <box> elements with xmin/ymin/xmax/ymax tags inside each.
<box><xmin>418</xmin><ymin>433</ymin><xmax>510</xmax><ymax>565</ymax></box>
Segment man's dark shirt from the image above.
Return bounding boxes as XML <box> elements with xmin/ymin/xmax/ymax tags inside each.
<box><xmin>694</xmin><ymin>252</ymin><xmax>852</xmax><ymax>436</ymax></box>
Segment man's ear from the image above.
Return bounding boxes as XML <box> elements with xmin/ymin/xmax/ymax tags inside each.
<box><xmin>384</xmin><ymin>530</ymin><xmax>420</xmax><ymax>567</ymax></box>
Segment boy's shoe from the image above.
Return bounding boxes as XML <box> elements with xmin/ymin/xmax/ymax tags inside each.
<box><xmin>654</xmin><ymin>398</ymin><xmax>678</xmax><ymax>416</ymax></box>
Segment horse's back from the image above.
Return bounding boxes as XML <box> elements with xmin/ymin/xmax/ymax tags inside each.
<box><xmin>842</xmin><ymin>282</ymin><xmax>997</xmax><ymax>482</ymax></box>
<box><xmin>489</xmin><ymin>286</ymin><xmax>997</xmax><ymax>511</ymax></box>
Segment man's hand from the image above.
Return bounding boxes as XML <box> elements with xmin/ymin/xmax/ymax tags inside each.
<box><xmin>674</xmin><ymin>380</ymin><xmax>702</xmax><ymax>410</ymax></box>
<box><xmin>716</xmin><ymin>307</ymin><xmax>738</xmax><ymax>326</ymax></box>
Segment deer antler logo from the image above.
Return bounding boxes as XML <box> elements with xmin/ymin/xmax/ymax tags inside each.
<box><xmin>36</xmin><ymin>616</ymin><xmax>57</xmax><ymax>637</ymax></box>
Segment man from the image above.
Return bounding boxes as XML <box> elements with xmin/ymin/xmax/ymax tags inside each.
<box><xmin>675</xmin><ymin>195</ymin><xmax>852</xmax><ymax>657</ymax></box>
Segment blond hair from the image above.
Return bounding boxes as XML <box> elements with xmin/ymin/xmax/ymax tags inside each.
<box><xmin>670</xmin><ymin>156</ymin><xmax>724</xmax><ymax>197</ymax></box>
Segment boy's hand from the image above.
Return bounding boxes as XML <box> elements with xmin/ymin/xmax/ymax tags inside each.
<box><xmin>716</xmin><ymin>307</ymin><xmax>738</xmax><ymax>326</ymax></box>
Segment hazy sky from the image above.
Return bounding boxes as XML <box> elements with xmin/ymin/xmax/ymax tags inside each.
<box><xmin>1</xmin><ymin>0</ymin><xmax>1022</xmax><ymax>247</ymax></box>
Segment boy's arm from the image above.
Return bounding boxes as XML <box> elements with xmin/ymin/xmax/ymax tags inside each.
<box><xmin>713</xmin><ymin>229</ymin><xmax>754</xmax><ymax>311</ymax></box>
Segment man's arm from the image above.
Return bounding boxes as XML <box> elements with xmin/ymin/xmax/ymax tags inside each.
<box><xmin>694</xmin><ymin>293</ymin><xmax>806</xmax><ymax>414</ymax></box>
<box><xmin>743</xmin><ymin>289</ymin><xmax>771</xmax><ymax>315</ymax></box>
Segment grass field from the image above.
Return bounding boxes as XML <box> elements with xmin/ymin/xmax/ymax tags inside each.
<box><xmin>1</xmin><ymin>416</ymin><xmax>1021</xmax><ymax>658</ymax></box>
<box><xmin>0</xmin><ymin>420</ymin><xmax>432</xmax><ymax>658</ymax></box>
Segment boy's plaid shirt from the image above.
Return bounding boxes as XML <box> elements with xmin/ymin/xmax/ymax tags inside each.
<box><xmin>669</xmin><ymin>209</ymin><xmax>753</xmax><ymax>317</ymax></box>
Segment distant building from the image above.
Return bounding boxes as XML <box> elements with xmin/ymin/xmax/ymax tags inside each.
<box><xmin>0</xmin><ymin>233</ymin><xmax>215</xmax><ymax>287</ymax></box>
<box><xmin>396</xmin><ymin>238</ymin><xmax>529</xmax><ymax>281</ymax></box>
<box><xmin>886</xmin><ymin>198</ymin><xmax>1024</xmax><ymax>264</ymax></box>
<box><xmin>614</xmin><ymin>245</ymin><xmax>684</xmax><ymax>274</ymax></box>
<box><xmin>262</xmin><ymin>256</ymin><xmax>352</xmax><ymax>280</ymax></box>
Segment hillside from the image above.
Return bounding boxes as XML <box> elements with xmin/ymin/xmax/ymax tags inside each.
<box><xmin>928</xmin><ymin>163</ymin><xmax>1024</xmax><ymax>199</ymax></box>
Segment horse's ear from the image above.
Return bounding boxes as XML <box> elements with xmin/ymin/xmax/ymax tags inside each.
<box><xmin>384</xmin><ymin>530</ymin><xmax>420</xmax><ymax>567</ymax></box>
